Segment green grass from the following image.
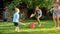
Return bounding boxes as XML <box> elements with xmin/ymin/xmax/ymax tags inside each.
<box><xmin>0</xmin><ymin>20</ymin><xmax>60</xmax><ymax>34</ymax></box>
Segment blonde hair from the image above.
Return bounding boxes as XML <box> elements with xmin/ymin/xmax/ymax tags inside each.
<box><xmin>15</xmin><ymin>8</ymin><xmax>20</xmax><ymax>12</ymax></box>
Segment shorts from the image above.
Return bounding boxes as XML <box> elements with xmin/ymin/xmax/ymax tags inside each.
<box><xmin>36</xmin><ymin>13</ymin><xmax>42</xmax><ymax>18</ymax></box>
<box><xmin>53</xmin><ymin>10</ymin><xmax>59</xmax><ymax>15</ymax></box>
<box><xmin>58</xmin><ymin>11</ymin><xmax>60</xmax><ymax>14</ymax></box>
<box><xmin>14</xmin><ymin>22</ymin><xmax>18</xmax><ymax>26</ymax></box>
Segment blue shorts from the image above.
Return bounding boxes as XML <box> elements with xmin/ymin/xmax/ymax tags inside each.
<box><xmin>58</xmin><ymin>11</ymin><xmax>60</xmax><ymax>14</ymax></box>
<box><xmin>53</xmin><ymin>10</ymin><xmax>59</xmax><ymax>15</ymax></box>
<box><xmin>36</xmin><ymin>13</ymin><xmax>42</xmax><ymax>18</ymax></box>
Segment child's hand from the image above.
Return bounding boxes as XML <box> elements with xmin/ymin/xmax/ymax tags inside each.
<box><xmin>30</xmin><ymin>14</ymin><xmax>34</xmax><ymax>18</ymax></box>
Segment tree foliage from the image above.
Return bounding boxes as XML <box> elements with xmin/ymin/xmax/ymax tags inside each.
<box><xmin>5</xmin><ymin>0</ymin><xmax>53</xmax><ymax>12</ymax></box>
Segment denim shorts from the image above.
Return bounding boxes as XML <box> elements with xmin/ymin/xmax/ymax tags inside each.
<box><xmin>53</xmin><ymin>10</ymin><xmax>59</xmax><ymax>15</ymax></box>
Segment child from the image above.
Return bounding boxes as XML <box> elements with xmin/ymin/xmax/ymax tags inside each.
<box><xmin>53</xmin><ymin>2</ymin><xmax>59</xmax><ymax>28</ymax></box>
<box><xmin>13</xmin><ymin>8</ymin><xmax>25</xmax><ymax>32</ymax></box>
<box><xmin>30</xmin><ymin>6</ymin><xmax>42</xmax><ymax>27</ymax></box>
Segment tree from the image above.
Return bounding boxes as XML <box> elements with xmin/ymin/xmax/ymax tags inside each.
<box><xmin>4</xmin><ymin>0</ymin><xmax>54</xmax><ymax>20</ymax></box>
<box><xmin>5</xmin><ymin>0</ymin><xmax>53</xmax><ymax>12</ymax></box>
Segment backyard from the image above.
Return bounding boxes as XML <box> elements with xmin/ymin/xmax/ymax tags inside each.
<box><xmin>0</xmin><ymin>20</ymin><xmax>60</xmax><ymax>34</ymax></box>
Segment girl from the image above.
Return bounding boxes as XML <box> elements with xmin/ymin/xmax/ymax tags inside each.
<box><xmin>53</xmin><ymin>2</ymin><xmax>59</xmax><ymax>28</ymax></box>
<box><xmin>30</xmin><ymin>6</ymin><xmax>42</xmax><ymax>27</ymax></box>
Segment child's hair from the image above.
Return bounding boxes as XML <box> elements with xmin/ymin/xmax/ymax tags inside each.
<box><xmin>15</xmin><ymin>8</ymin><xmax>19</xmax><ymax>12</ymax></box>
<box><xmin>35</xmin><ymin>6</ymin><xmax>41</xmax><ymax>9</ymax></box>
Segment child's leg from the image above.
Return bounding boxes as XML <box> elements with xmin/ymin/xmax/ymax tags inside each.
<box><xmin>15</xmin><ymin>26</ymin><xmax>19</xmax><ymax>32</ymax></box>
<box><xmin>14</xmin><ymin>23</ymin><xmax>19</xmax><ymax>32</ymax></box>
<box><xmin>36</xmin><ymin>17</ymin><xmax>41</xmax><ymax>27</ymax></box>
<box><xmin>57</xmin><ymin>15</ymin><xmax>60</xmax><ymax>27</ymax></box>
<box><xmin>53</xmin><ymin>15</ymin><xmax>57</xmax><ymax>27</ymax></box>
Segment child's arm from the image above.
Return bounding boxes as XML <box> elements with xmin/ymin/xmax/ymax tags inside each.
<box><xmin>30</xmin><ymin>14</ymin><xmax>35</xmax><ymax>18</ymax></box>
<box><xmin>30</xmin><ymin>12</ymin><xmax>36</xmax><ymax>18</ymax></box>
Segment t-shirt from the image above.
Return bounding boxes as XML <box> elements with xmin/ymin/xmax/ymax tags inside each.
<box><xmin>13</xmin><ymin>13</ymin><xmax>19</xmax><ymax>23</ymax></box>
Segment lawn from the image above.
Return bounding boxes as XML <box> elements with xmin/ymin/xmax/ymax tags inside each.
<box><xmin>0</xmin><ymin>20</ymin><xmax>60</xmax><ymax>34</ymax></box>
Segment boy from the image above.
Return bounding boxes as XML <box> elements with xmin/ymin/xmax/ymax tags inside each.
<box><xmin>30</xmin><ymin>6</ymin><xmax>42</xmax><ymax>27</ymax></box>
<box><xmin>13</xmin><ymin>8</ymin><xmax>25</xmax><ymax>32</ymax></box>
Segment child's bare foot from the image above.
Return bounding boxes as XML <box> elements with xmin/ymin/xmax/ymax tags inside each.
<box><xmin>15</xmin><ymin>30</ymin><xmax>20</xmax><ymax>32</ymax></box>
<box><xmin>38</xmin><ymin>24</ymin><xmax>41</xmax><ymax>27</ymax></box>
